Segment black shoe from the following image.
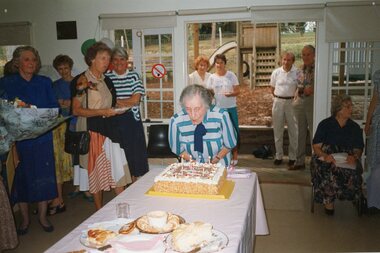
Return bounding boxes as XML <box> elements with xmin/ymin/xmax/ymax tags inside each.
<box><xmin>288</xmin><ymin>160</ymin><xmax>296</xmax><ymax>167</ymax></box>
<box><xmin>324</xmin><ymin>208</ymin><xmax>335</xmax><ymax>216</ymax></box>
<box><xmin>274</xmin><ymin>159</ymin><xmax>283</xmax><ymax>165</ymax></box>
<box><xmin>48</xmin><ymin>203</ymin><xmax>66</xmax><ymax>216</ymax></box>
<box><xmin>17</xmin><ymin>222</ymin><xmax>30</xmax><ymax>235</ymax></box>
<box><xmin>38</xmin><ymin>219</ymin><xmax>54</xmax><ymax>232</ymax></box>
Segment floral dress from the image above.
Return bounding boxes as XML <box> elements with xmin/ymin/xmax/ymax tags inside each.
<box><xmin>312</xmin><ymin>144</ymin><xmax>363</xmax><ymax>204</ymax></box>
<box><xmin>52</xmin><ymin>78</ymin><xmax>73</xmax><ymax>184</ymax></box>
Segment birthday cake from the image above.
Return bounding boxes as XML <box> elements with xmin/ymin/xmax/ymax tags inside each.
<box><xmin>153</xmin><ymin>162</ymin><xmax>227</xmax><ymax>195</ymax></box>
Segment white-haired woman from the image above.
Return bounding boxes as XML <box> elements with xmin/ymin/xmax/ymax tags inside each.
<box><xmin>0</xmin><ymin>46</ymin><xmax>58</xmax><ymax>234</ymax></box>
<box><xmin>105</xmin><ymin>46</ymin><xmax>149</xmax><ymax>182</ymax></box>
<box><xmin>169</xmin><ymin>84</ymin><xmax>237</xmax><ymax>167</ymax></box>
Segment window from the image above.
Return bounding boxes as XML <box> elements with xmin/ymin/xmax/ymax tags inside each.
<box><xmin>329</xmin><ymin>42</ymin><xmax>380</xmax><ymax>124</ymax></box>
<box><xmin>113</xmin><ymin>29</ymin><xmax>134</xmax><ymax>69</ymax></box>
<box><xmin>186</xmin><ymin>21</ymin><xmax>316</xmax><ymax>126</ymax></box>
<box><xmin>0</xmin><ymin>22</ymin><xmax>31</xmax><ymax>77</ymax></box>
<box><xmin>111</xmin><ymin>28</ymin><xmax>175</xmax><ymax>120</ymax></box>
<box><xmin>0</xmin><ymin>46</ymin><xmax>21</xmax><ymax>76</ymax></box>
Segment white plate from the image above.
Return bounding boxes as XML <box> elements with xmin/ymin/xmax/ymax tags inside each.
<box><xmin>332</xmin><ymin>153</ymin><xmax>348</xmax><ymax>163</ymax></box>
<box><xmin>79</xmin><ymin>219</ymin><xmax>138</xmax><ymax>248</ymax></box>
<box><xmin>115</xmin><ymin>107</ymin><xmax>131</xmax><ymax>113</ymax></box>
<box><xmin>164</xmin><ymin>229</ymin><xmax>229</xmax><ymax>253</ymax></box>
<box><xmin>136</xmin><ymin>214</ymin><xmax>185</xmax><ymax>234</ymax></box>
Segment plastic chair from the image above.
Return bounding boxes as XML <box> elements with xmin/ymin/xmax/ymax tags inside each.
<box><xmin>147</xmin><ymin>124</ymin><xmax>179</xmax><ymax>160</ymax></box>
<box><xmin>310</xmin><ymin>157</ymin><xmax>365</xmax><ymax>216</ymax></box>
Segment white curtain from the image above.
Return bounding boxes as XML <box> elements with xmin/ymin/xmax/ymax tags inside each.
<box><xmin>250</xmin><ymin>4</ymin><xmax>324</xmax><ymax>23</ymax></box>
<box><xmin>0</xmin><ymin>22</ymin><xmax>31</xmax><ymax>46</ymax></box>
<box><xmin>325</xmin><ymin>1</ymin><xmax>380</xmax><ymax>42</ymax></box>
<box><xmin>99</xmin><ymin>11</ymin><xmax>177</xmax><ymax>30</ymax></box>
<box><xmin>177</xmin><ymin>7</ymin><xmax>248</xmax><ymax>16</ymax></box>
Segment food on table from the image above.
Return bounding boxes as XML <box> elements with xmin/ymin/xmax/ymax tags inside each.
<box><xmin>136</xmin><ymin>213</ymin><xmax>182</xmax><ymax>234</ymax></box>
<box><xmin>118</xmin><ymin>221</ymin><xmax>136</xmax><ymax>235</ymax></box>
<box><xmin>171</xmin><ymin>221</ymin><xmax>213</xmax><ymax>252</ymax></box>
<box><xmin>153</xmin><ymin>161</ymin><xmax>227</xmax><ymax>195</ymax></box>
<box><xmin>87</xmin><ymin>228</ymin><xmax>117</xmax><ymax>246</ymax></box>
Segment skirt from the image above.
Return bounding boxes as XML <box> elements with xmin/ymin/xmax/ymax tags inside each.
<box><xmin>112</xmin><ymin>110</ymin><xmax>149</xmax><ymax>177</ymax></box>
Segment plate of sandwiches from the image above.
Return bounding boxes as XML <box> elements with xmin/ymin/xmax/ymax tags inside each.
<box><xmin>79</xmin><ymin>219</ymin><xmax>137</xmax><ymax>248</ymax></box>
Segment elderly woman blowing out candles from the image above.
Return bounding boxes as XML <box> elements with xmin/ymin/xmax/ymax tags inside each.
<box><xmin>169</xmin><ymin>84</ymin><xmax>237</xmax><ymax>167</ymax></box>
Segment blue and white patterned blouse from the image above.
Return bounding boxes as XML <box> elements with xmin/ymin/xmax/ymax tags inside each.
<box><xmin>169</xmin><ymin>105</ymin><xmax>237</xmax><ymax>167</ymax></box>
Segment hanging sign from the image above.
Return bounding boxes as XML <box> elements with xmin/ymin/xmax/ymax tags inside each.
<box><xmin>151</xmin><ymin>64</ymin><xmax>167</xmax><ymax>79</ymax></box>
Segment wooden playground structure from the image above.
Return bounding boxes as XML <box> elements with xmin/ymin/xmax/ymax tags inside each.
<box><xmin>192</xmin><ymin>21</ymin><xmax>281</xmax><ymax>89</ymax></box>
<box><xmin>238</xmin><ymin>22</ymin><xmax>281</xmax><ymax>88</ymax></box>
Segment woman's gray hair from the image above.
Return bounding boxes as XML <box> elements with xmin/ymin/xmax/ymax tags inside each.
<box><xmin>111</xmin><ymin>46</ymin><xmax>128</xmax><ymax>60</ymax></box>
<box><xmin>180</xmin><ymin>84</ymin><xmax>213</xmax><ymax>109</ymax></box>
<box><xmin>12</xmin><ymin>46</ymin><xmax>42</xmax><ymax>73</ymax></box>
<box><xmin>331</xmin><ymin>93</ymin><xmax>352</xmax><ymax>116</ymax></box>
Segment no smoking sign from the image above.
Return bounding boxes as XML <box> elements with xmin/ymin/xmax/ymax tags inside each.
<box><xmin>151</xmin><ymin>64</ymin><xmax>167</xmax><ymax>79</ymax></box>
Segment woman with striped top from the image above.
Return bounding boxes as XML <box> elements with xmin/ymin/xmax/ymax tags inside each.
<box><xmin>169</xmin><ymin>84</ymin><xmax>237</xmax><ymax>167</ymax></box>
<box><xmin>106</xmin><ymin>47</ymin><xmax>149</xmax><ymax>181</ymax></box>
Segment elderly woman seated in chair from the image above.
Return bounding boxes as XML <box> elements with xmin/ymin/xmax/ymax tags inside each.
<box><xmin>312</xmin><ymin>94</ymin><xmax>364</xmax><ymax>215</ymax></box>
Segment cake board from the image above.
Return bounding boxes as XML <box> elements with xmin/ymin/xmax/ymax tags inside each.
<box><xmin>145</xmin><ymin>180</ymin><xmax>235</xmax><ymax>200</ymax></box>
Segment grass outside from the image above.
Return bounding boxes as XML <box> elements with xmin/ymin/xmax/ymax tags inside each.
<box><xmin>281</xmin><ymin>32</ymin><xmax>315</xmax><ymax>67</ymax></box>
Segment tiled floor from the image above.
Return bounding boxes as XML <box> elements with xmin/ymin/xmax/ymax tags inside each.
<box><xmin>5</xmin><ymin>155</ymin><xmax>380</xmax><ymax>253</ymax></box>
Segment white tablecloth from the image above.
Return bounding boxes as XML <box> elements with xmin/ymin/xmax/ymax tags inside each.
<box><xmin>45</xmin><ymin>166</ymin><xmax>269</xmax><ymax>253</ymax></box>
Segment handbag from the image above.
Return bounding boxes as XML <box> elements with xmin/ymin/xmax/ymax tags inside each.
<box><xmin>64</xmin><ymin>129</ymin><xmax>90</xmax><ymax>155</ymax></box>
<box><xmin>64</xmin><ymin>83</ymin><xmax>90</xmax><ymax>155</ymax></box>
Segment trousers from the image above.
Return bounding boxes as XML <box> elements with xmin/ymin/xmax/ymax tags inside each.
<box><xmin>293</xmin><ymin>95</ymin><xmax>313</xmax><ymax>165</ymax></box>
<box><xmin>272</xmin><ymin>97</ymin><xmax>298</xmax><ymax>160</ymax></box>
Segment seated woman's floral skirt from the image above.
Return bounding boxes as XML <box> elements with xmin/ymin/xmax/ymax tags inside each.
<box><xmin>311</xmin><ymin>144</ymin><xmax>363</xmax><ymax>205</ymax></box>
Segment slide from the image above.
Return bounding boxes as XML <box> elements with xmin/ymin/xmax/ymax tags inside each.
<box><xmin>208</xmin><ymin>41</ymin><xmax>238</xmax><ymax>68</ymax></box>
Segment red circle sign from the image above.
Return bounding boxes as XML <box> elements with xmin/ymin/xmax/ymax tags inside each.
<box><xmin>151</xmin><ymin>64</ymin><xmax>167</xmax><ymax>79</ymax></box>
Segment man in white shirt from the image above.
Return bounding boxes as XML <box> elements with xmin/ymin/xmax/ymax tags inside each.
<box><xmin>270</xmin><ymin>51</ymin><xmax>299</xmax><ymax>169</ymax></box>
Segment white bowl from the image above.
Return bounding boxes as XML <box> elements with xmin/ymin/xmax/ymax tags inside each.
<box><xmin>147</xmin><ymin>211</ymin><xmax>168</xmax><ymax>229</ymax></box>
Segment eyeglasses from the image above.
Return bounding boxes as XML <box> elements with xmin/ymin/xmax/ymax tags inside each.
<box><xmin>185</xmin><ymin>106</ymin><xmax>203</xmax><ymax>114</ymax></box>
<box><xmin>342</xmin><ymin>103</ymin><xmax>353</xmax><ymax>109</ymax></box>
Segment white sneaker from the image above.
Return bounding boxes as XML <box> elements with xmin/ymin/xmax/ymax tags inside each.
<box><xmin>231</xmin><ymin>160</ymin><xmax>238</xmax><ymax>166</ymax></box>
